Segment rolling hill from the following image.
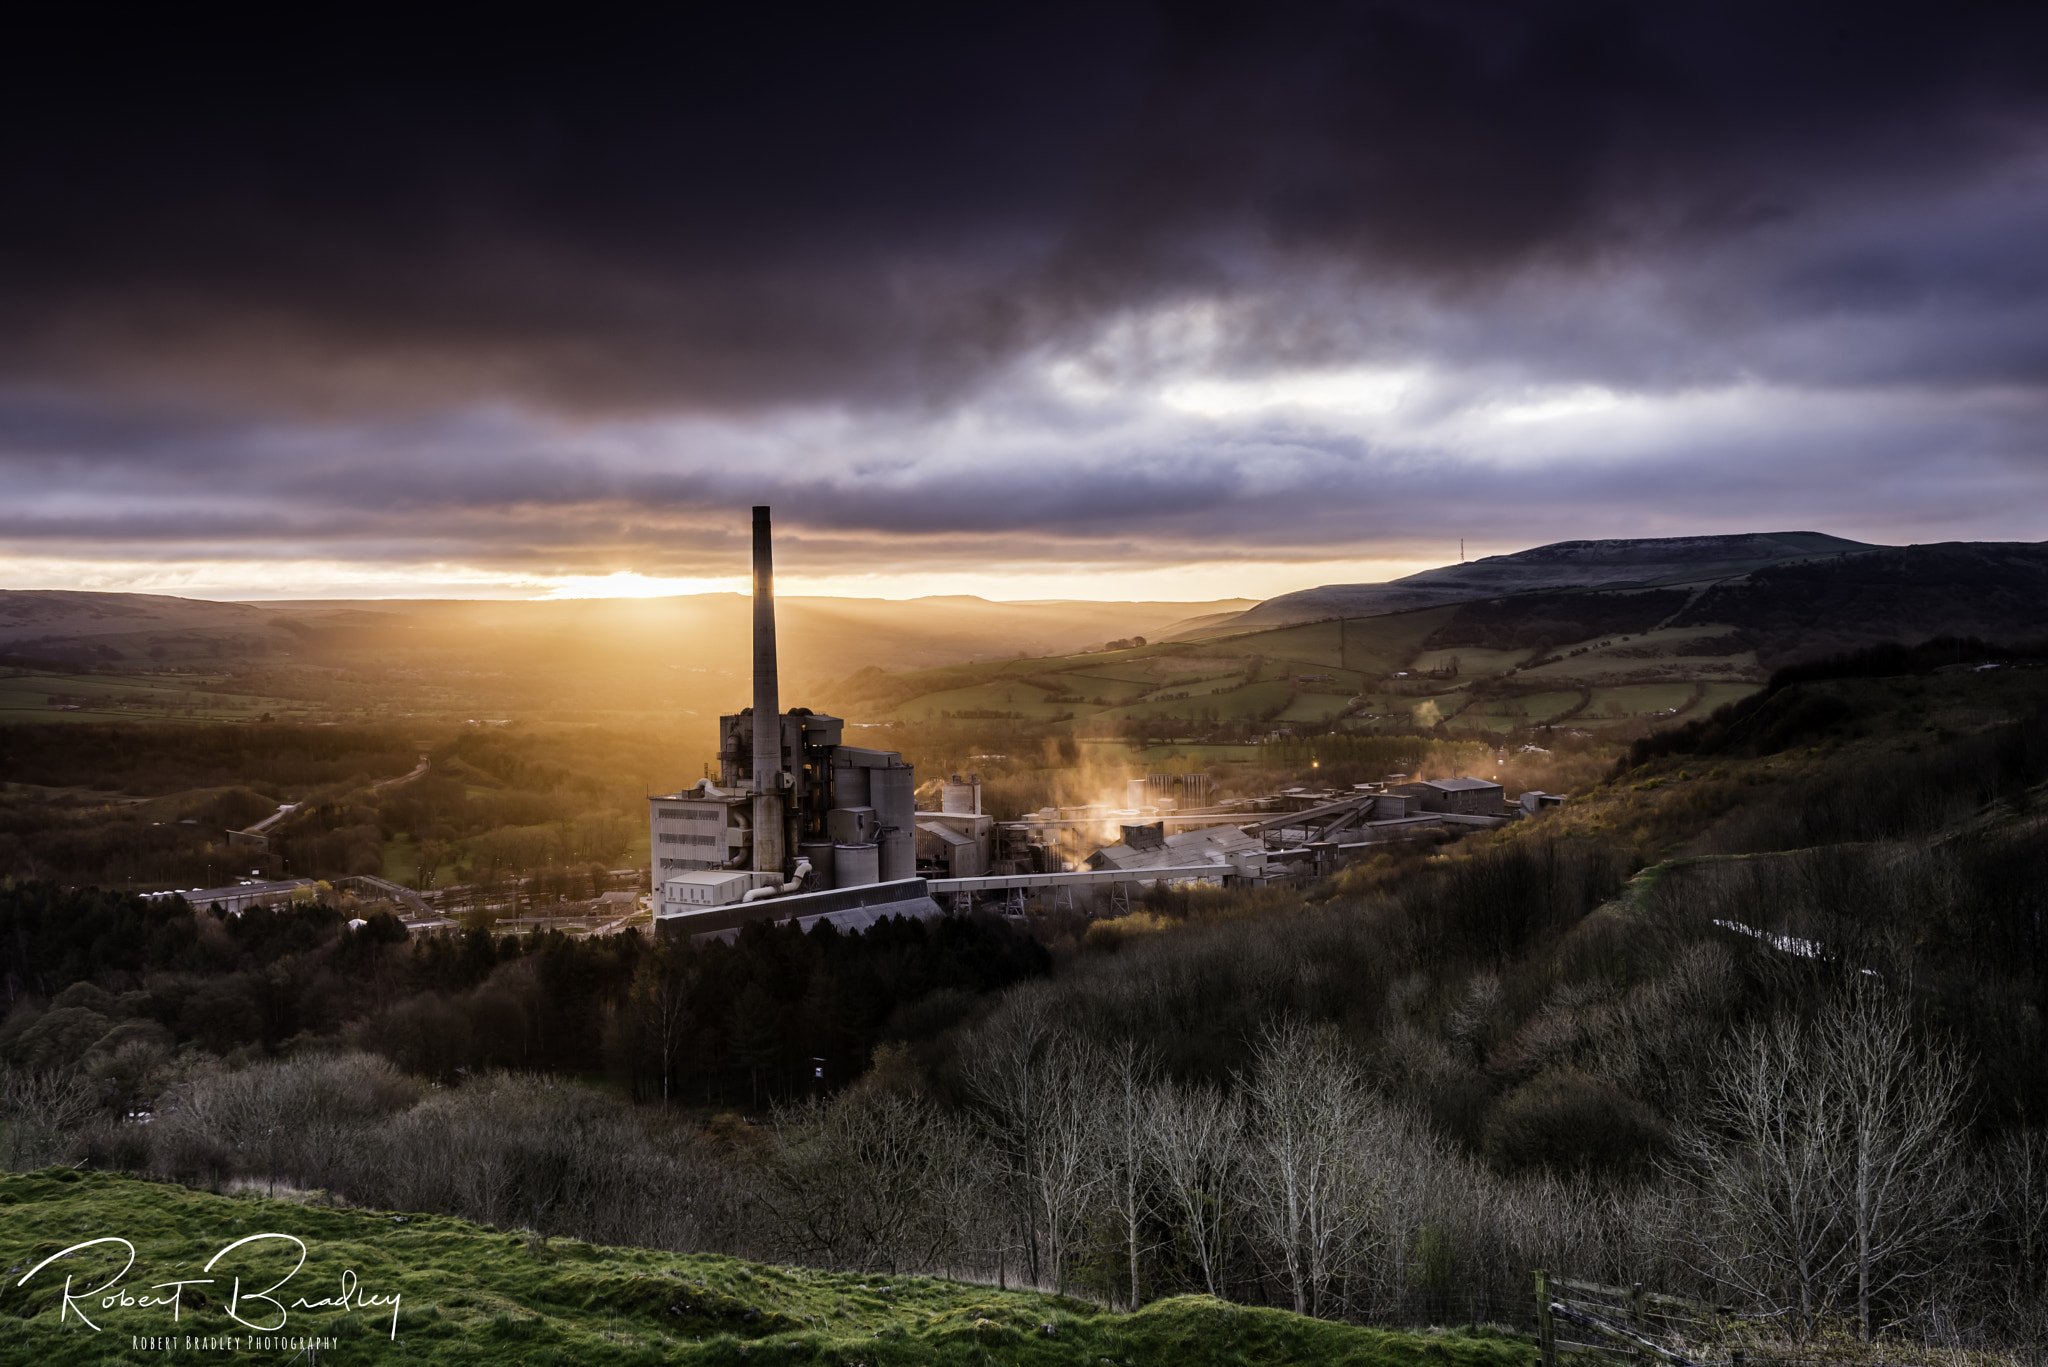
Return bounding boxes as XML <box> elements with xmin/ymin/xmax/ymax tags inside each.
<box><xmin>1197</xmin><ymin>532</ymin><xmax>1874</xmax><ymax>635</ymax></box>
<box><xmin>821</xmin><ymin>537</ymin><xmax>2048</xmax><ymax>743</ymax></box>
<box><xmin>0</xmin><ymin>591</ymin><xmax>1253</xmax><ymax>729</ymax></box>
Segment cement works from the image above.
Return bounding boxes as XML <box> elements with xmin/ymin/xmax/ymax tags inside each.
<box><xmin>643</xmin><ymin>508</ymin><xmax>1568</xmax><ymax>943</ymax></box>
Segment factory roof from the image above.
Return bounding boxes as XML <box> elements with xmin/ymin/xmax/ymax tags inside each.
<box><xmin>1416</xmin><ymin>777</ymin><xmax>1503</xmax><ymax>791</ymax></box>
<box><xmin>1088</xmin><ymin>824</ymin><xmax>1263</xmax><ymax>873</ymax></box>
<box><xmin>663</xmin><ymin>871</ymin><xmax>756</xmax><ymax>889</ymax></box>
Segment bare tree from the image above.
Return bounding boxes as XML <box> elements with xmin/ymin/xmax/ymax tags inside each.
<box><xmin>0</xmin><ymin>1064</ymin><xmax>96</xmax><ymax>1171</ymax></box>
<box><xmin>1239</xmin><ymin>1020</ymin><xmax>1385</xmax><ymax>1318</ymax></box>
<box><xmin>1828</xmin><ymin>983</ymin><xmax>1977</xmax><ymax>1339</ymax></box>
<box><xmin>1679</xmin><ymin>985</ymin><xmax>1976</xmax><ymax>1340</ymax></box>
<box><xmin>631</xmin><ymin>945</ymin><xmax>694</xmax><ymax>1104</ymax></box>
<box><xmin>752</xmin><ymin>1086</ymin><xmax>962</xmax><ymax>1273</ymax></box>
<box><xmin>1990</xmin><ymin>1127</ymin><xmax>2048</xmax><ymax>1345</ymax></box>
<box><xmin>956</xmin><ymin>987</ymin><xmax>1062</xmax><ymax>1287</ymax></box>
<box><xmin>950</xmin><ymin>1019</ymin><xmax>1106</xmax><ymax>1293</ymax></box>
<box><xmin>1678</xmin><ymin>1011</ymin><xmax>1853</xmax><ymax>1333</ymax></box>
<box><xmin>1031</xmin><ymin>1036</ymin><xmax>1107</xmax><ymax>1294</ymax></box>
<box><xmin>1091</xmin><ymin>1038</ymin><xmax>1159</xmax><ymax>1309</ymax></box>
<box><xmin>1147</xmin><ymin>1074</ymin><xmax>1243</xmax><ymax>1298</ymax></box>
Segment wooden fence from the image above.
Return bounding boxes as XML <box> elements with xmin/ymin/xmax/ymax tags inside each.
<box><xmin>1535</xmin><ymin>1270</ymin><xmax>1740</xmax><ymax>1367</ymax></box>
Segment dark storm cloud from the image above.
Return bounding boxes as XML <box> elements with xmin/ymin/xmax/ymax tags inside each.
<box><xmin>8</xmin><ymin>1</ymin><xmax>2048</xmax><ymax>593</ymax></box>
<box><xmin>7</xmin><ymin>372</ymin><xmax>2046</xmax><ymax>584</ymax></box>
<box><xmin>7</xmin><ymin>2</ymin><xmax>2048</xmax><ymax>414</ymax></box>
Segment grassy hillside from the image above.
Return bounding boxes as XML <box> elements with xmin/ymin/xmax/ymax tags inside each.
<box><xmin>821</xmin><ymin>596</ymin><xmax>1760</xmax><ymax>746</ymax></box>
<box><xmin>0</xmin><ymin>1170</ymin><xmax>1532</xmax><ymax>1366</ymax></box>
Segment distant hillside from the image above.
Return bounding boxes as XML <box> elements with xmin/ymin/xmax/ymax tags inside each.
<box><xmin>0</xmin><ymin>590</ymin><xmax>1254</xmax><ymax>672</ymax></box>
<box><xmin>817</xmin><ymin>537</ymin><xmax>2048</xmax><ymax>745</ymax></box>
<box><xmin>0</xmin><ymin>588</ymin><xmax>1253</xmax><ymax>730</ymax></box>
<box><xmin>0</xmin><ymin>591</ymin><xmax>279</xmax><ymax>657</ymax></box>
<box><xmin>1669</xmin><ymin>541</ymin><xmax>2048</xmax><ymax>663</ymax></box>
<box><xmin>1206</xmin><ymin>531</ymin><xmax>1873</xmax><ymax>634</ymax></box>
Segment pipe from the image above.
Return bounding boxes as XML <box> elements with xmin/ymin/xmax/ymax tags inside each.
<box><xmin>720</xmin><ymin>808</ymin><xmax>750</xmax><ymax>866</ymax></box>
<box><xmin>742</xmin><ymin>857</ymin><xmax>812</xmax><ymax>902</ymax></box>
<box><xmin>692</xmin><ymin>777</ymin><xmax>729</xmax><ymax>799</ymax></box>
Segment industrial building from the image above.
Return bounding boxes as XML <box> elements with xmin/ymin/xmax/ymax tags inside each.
<box><xmin>915</xmin><ymin>773</ymin><xmax>994</xmax><ymax>879</ymax></box>
<box><xmin>648</xmin><ymin>507</ymin><xmax>937</xmax><ymax>936</ymax></box>
<box><xmin>141</xmin><ymin>877</ymin><xmax>319</xmax><ymax>917</ymax></box>
<box><xmin>1390</xmin><ymin>776</ymin><xmax>1508</xmax><ymax>816</ymax></box>
<box><xmin>1085</xmin><ymin>821</ymin><xmax>1264</xmax><ymax>875</ymax></box>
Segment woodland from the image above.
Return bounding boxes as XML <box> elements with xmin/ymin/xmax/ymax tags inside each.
<box><xmin>3</xmin><ymin>644</ymin><xmax>2048</xmax><ymax>1361</ymax></box>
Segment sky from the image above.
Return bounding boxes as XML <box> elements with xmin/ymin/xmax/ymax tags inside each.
<box><xmin>4</xmin><ymin>3</ymin><xmax>2048</xmax><ymax>602</ymax></box>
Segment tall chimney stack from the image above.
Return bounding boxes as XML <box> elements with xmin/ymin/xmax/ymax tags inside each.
<box><xmin>750</xmin><ymin>506</ymin><xmax>786</xmax><ymax>873</ymax></box>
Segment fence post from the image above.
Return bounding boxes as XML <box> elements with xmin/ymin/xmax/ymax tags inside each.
<box><xmin>1629</xmin><ymin>1281</ymin><xmax>1645</xmax><ymax>1331</ymax></box>
<box><xmin>1534</xmin><ymin>1269</ymin><xmax>1556</xmax><ymax>1367</ymax></box>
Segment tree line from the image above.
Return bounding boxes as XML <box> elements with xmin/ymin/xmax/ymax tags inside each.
<box><xmin>1</xmin><ymin>878</ymin><xmax>1049</xmax><ymax>1101</ymax></box>
<box><xmin>4</xmin><ymin>978</ymin><xmax>2036</xmax><ymax>1352</ymax></box>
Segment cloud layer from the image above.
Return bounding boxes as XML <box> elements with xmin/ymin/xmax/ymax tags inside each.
<box><xmin>3</xmin><ymin>3</ymin><xmax>2047</xmax><ymax>596</ymax></box>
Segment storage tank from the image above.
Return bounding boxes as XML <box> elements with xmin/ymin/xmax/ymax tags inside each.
<box><xmin>880</xmin><ymin>829</ymin><xmax>915</xmax><ymax>882</ymax></box>
<box><xmin>872</xmin><ymin>764</ymin><xmax>915</xmax><ymax>829</ymax></box>
<box><xmin>834</xmin><ymin>763</ymin><xmax>871</xmax><ymax>808</ymax></box>
<box><xmin>871</xmin><ymin>765</ymin><xmax>917</xmax><ymax>881</ymax></box>
<box><xmin>797</xmin><ymin>841</ymin><xmax>836</xmax><ymax>890</ymax></box>
<box><xmin>835</xmin><ymin>842</ymin><xmax>880</xmax><ymax>887</ymax></box>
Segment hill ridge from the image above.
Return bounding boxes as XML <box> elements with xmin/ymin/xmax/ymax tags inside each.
<box><xmin>1205</xmin><ymin>531</ymin><xmax>1881</xmax><ymax>636</ymax></box>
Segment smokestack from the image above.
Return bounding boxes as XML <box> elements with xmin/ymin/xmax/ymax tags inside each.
<box><xmin>750</xmin><ymin>506</ymin><xmax>787</xmax><ymax>873</ymax></box>
<box><xmin>751</xmin><ymin>505</ymin><xmax>780</xmax><ymax>792</ymax></box>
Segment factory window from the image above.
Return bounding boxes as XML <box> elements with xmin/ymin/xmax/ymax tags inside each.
<box><xmin>657</xmin><ymin>807</ymin><xmax>719</xmax><ymax>821</ymax></box>
<box><xmin>657</xmin><ymin>832</ymin><xmax>720</xmax><ymax>846</ymax></box>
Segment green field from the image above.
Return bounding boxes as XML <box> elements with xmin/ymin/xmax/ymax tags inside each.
<box><xmin>1514</xmin><ymin>624</ymin><xmax>1761</xmax><ymax>682</ymax></box>
<box><xmin>820</xmin><ymin>591</ymin><xmax>1761</xmax><ymax>748</ymax></box>
<box><xmin>1100</xmin><ymin>678</ymin><xmax>1301</xmax><ymax>723</ymax></box>
<box><xmin>1050</xmin><ymin>672</ymin><xmax>1156</xmax><ymax>700</ymax></box>
<box><xmin>1408</xmin><ymin>645</ymin><xmax>1535</xmax><ymax>676</ymax></box>
<box><xmin>1583</xmin><ymin>682</ymin><xmax>1700</xmax><ymax>721</ymax></box>
<box><xmin>1338</xmin><ymin>608</ymin><xmax>1457</xmax><ymax>676</ymax></box>
<box><xmin>0</xmin><ymin>1170</ymin><xmax>1536</xmax><ymax>1367</ymax></box>
<box><xmin>1058</xmin><ymin>659</ymin><xmax>1172</xmax><ymax>684</ymax></box>
<box><xmin>0</xmin><ymin>669</ymin><xmax>300</xmax><ymax>724</ymax></box>
<box><xmin>1472</xmin><ymin>691</ymin><xmax>1584</xmax><ymax>724</ymax></box>
<box><xmin>1693</xmin><ymin>681</ymin><xmax>1762</xmax><ymax>714</ymax></box>
<box><xmin>883</xmin><ymin>679</ymin><xmax>1074</xmax><ymax>721</ymax></box>
<box><xmin>1276</xmin><ymin>691</ymin><xmax>1356</xmax><ymax>723</ymax></box>
<box><xmin>1225</xmin><ymin>620</ymin><xmax>1346</xmax><ymax>668</ymax></box>
<box><xmin>382</xmin><ymin>835</ymin><xmax>422</xmax><ymax>885</ymax></box>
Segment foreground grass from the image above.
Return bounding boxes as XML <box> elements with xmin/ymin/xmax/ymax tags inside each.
<box><xmin>0</xmin><ymin>1170</ymin><xmax>1533</xmax><ymax>1365</ymax></box>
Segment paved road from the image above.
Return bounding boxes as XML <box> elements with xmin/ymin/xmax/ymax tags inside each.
<box><xmin>371</xmin><ymin>754</ymin><xmax>430</xmax><ymax>791</ymax></box>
